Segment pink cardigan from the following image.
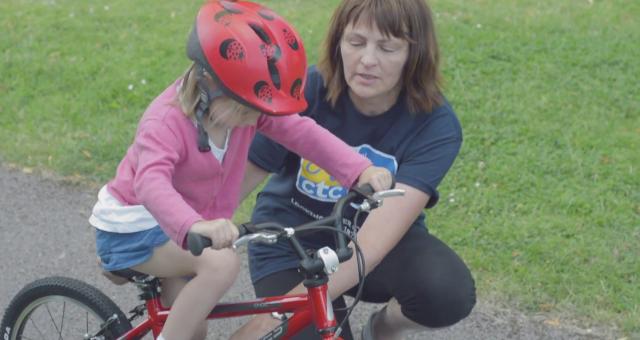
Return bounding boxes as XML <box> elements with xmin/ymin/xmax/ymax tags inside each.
<box><xmin>107</xmin><ymin>81</ymin><xmax>371</xmax><ymax>247</ymax></box>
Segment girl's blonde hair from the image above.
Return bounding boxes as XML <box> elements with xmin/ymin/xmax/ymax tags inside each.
<box><xmin>177</xmin><ymin>64</ymin><xmax>200</xmax><ymax>119</ymax></box>
<box><xmin>177</xmin><ymin>63</ymin><xmax>258</xmax><ymax>121</ymax></box>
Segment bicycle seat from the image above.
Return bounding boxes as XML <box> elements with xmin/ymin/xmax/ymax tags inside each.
<box><xmin>101</xmin><ymin>268</ymin><xmax>152</xmax><ymax>285</ymax></box>
<box><xmin>97</xmin><ymin>258</ymin><xmax>152</xmax><ymax>285</ymax></box>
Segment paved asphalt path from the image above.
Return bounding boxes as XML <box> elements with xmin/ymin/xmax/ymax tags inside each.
<box><xmin>0</xmin><ymin>165</ymin><xmax>618</xmax><ymax>339</ymax></box>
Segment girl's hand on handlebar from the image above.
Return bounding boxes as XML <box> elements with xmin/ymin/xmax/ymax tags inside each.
<box><xmin>357</xmin><ymin>166</ymin><xmax>393</xmax><ymax>192</ymax></box>
<box><xmin>190</xmin><ymin>218</ymin><xmax>239</xmax><ymax>250</ymax></box>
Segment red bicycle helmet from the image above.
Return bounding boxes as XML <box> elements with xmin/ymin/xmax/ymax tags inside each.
<box><xmin>187</xmin><ymin>0</ymin><xmax>307</xmax><ymax>115</ymax></box>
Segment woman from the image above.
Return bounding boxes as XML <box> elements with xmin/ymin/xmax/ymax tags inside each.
<box><xmin>233</xmin><ymin>0</ymin><xmax>475</xmax><ymax>339</ymax></box>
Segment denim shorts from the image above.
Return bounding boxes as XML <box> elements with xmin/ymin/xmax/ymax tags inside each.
<box><xmin>95</xmin><ymin>226</ymin><xmax>170</xmax><ymax>272</ymax></box>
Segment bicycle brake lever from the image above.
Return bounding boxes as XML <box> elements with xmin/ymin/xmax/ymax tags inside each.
<box><xmin>372</xmin><ymin>188</ymin><xmax>405</xmax><ymax>200</ymax></box>
<box><xmin>232</xmin><ymin>233</ymin><xmax>278</xmax><ymax>249</ymax></box>
<box><xmin>351</xmin><ymin>189</ymin><xmax>406</xmax><ymax>212</ymax></box>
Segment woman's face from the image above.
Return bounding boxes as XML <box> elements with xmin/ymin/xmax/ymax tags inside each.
<box><xmin>340</xmin><ymin>19</ymin><xmax>409</xmax><ymax>113</ymax></box>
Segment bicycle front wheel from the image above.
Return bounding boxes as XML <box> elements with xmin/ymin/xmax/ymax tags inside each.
<box><xmin>1</xmin><ymin>276</ymin><xmax>132</xmax><ymax>340</ymax></box>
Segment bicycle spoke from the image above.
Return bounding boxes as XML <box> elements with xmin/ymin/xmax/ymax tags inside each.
<box><xmin>45</xmin><ymin>303</ymin><xmax>63</xmax><ymax>335</ymax></box>
<box><xmin>58</xmin><ymin>301</ymin><xmax>65</xmax><ymax>340</ymax></box>
<box><xmin>28</xmin><ymin>316</ymin><xmax>46</xmax><ymax>339</ymax></box>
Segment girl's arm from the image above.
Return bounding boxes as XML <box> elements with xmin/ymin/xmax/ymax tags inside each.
<box><xmin>256</xmin><ymin>114</ymin><xmax>371</xmax><ymax>188</ymax></box>
<box><xmin>133</xmin><ymin>120</ymin><xmax>202</xmax><ymax>247</ymax></box>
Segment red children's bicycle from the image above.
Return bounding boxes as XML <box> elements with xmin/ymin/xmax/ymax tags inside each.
<box><xmin>1</xmin><ymin>185</ymin><xmax>403</xmax><ymax>340</ymax></box>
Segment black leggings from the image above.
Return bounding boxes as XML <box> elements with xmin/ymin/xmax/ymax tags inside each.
<box><xmin>253</xmin><ymin>227</ymin><xmax>476</xmax><ymax>340</ymax></box>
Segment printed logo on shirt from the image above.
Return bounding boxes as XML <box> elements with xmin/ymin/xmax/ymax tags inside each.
<box><xmin>295</xmin><ymin>144</ymin><xmax>397</xmax><ymax>202</ymax></box>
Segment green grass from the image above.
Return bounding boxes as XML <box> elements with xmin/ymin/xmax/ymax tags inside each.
<box><xmin>1</xmin><ymin>0</ymin><xmax>638</xmax><ymax>336</ymax></box>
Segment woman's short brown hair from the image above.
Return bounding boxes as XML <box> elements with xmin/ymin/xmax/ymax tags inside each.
<box><xmin>318</xmin><ymin>0</ymin><xmax>443</xmax><ymax>113</ymax></box>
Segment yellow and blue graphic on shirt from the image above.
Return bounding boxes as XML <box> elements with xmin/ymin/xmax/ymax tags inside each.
<box><xmin>296</xmin><ymin>144</ymin><xmax>397</xmax><ymax>202</ymax></box>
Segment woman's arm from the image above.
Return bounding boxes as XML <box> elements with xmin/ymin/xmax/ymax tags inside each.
<box><xmin>282</xmin><ymin>182</ymin><xmax>429</xmax><ymax>297</ymax></box>
<box><xmin>240</xmin><ymin>161</ymin><xmax>270</xmax><ymax>202</ymax></box>
<box><xmin>329</xmin><ymin>183</ymin><xmax>429</xmax><ymax>295</ymax></box>
<box><xmin>230</xmin><ymin>182</ymin><xmax>429</xmax><ymax>339</ymax></box>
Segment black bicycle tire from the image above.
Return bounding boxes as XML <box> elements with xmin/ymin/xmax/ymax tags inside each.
<box><xmin>1</xmin><ymin>276</ymin><xmax>132</xmax><ymax>340</ymax></box>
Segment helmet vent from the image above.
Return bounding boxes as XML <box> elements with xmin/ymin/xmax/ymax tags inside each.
<box><xmin>254</xmin><ymin>81</ymin><xmax>273</xmax><ymax>103</ymax></box>
<box><xmin>282</xmin><ymin>28</ymin><xmax>299</xmax><ymax>50</ymax></box>
<box><xmin>249</xmin><ymin>23</ymin><xmax>281</xmax><ymax>90</ymax></box>
<box><xmin>290</xmin><ymin>78</ymin><xmax>302</xmax><ymax>100</ymax></box>
<box><xmin>249</xmin><ymin>23</ymin><xmax>272</xmax><ymax>44</ymax></box>
<box><xmin>258</xmin><ymin>9</ymin><xmax>276</xmax><ymax>21</ymax></box>
<box><xmin>220</xmin><ymin>39</ymin><xmax>245</xmax><ymax>60</ymax></box>
<box><xmin>268</xmin><ymin>62</ymin><xmax>281</xmax><ymax>90</ymax></box>
<box><xmin>220</xmin><ymin>1</ymin><xmax>243</xmax><ymax>14</ymax></box>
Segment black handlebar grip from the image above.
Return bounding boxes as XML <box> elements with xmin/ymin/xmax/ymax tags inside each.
<box><xmin>187</xmin><ymin>233</ymin><xmax>212</xmax><ymax>256</ymax></box>
<box><xmin>237</xmin><ymin>223</ymin><xmax>253</xmax><ymax>237</ymax></box>
<box><xmin>354</xmin><ymin>183</ymin><xmax>375</xmax><ymax>197</ymax></box>
<box><xmin>188</xmin><ymin>223</ymin><xmax>253</xmax><ymax>256</ymax></box>
<box><xmin>357</xmin><ymin>183</ymin><xmax>374</xmax><ymax>194</ymax></box>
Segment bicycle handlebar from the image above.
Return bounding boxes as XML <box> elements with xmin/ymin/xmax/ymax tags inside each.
<box><xmin>187</xmin><ymin>183</ymin><xmax>404</xmax><ymax>261</ymax></box>
<box><xmin>187</xmin><ymin>222</ymin><xmax>286</xmax><ymax>256</ymax></box>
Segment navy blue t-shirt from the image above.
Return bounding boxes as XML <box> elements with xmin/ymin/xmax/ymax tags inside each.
<box><xmin>247</xmin><ymin>66</ymin><xmax>462</xmax><ymax>283</ymax></box>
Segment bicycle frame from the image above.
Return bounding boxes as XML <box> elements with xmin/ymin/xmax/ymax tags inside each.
<box><xmin>117</xmin><ymin>279</ymin><xmax>340</xmax><ymax>340</ymax></box>
<box><xmin>114</xmin><ymin>186</ymin><xmax>401</xmax><ymax>340</ymax></box>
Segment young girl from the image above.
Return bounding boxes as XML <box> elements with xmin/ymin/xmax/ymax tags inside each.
<box><xmin>88</xmin><ymin>1</ymin><xmax>391</xmax><ymax>339</ymax></box>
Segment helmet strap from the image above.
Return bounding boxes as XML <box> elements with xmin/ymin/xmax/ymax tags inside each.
<box><xmin>194</xmin><ymin>64</ymin><xmax>223</xmax><ymax>153</ymax></box>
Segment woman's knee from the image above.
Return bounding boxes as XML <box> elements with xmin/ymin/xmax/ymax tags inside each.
<box><xmin>385</xmin><ymin>230</ymin><xmax>477</xmax><ymax>327</ymax></box>
<box><xmin>400</xmin><ymin>269</ymin><xmax>476</xmax><ymax>328</ymax></box>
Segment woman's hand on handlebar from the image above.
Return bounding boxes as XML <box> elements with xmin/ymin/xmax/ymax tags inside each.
<box><xmin>357</xmin><ymin>165</ymin><xmax>393</xmax><ymax>192</ymax></box>
<box><xmin>190</xmin><ymin>218</ymin><xmax>239</xmax><ymax>250</ymax></box>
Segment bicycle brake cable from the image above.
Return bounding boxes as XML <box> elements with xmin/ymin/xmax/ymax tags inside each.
<box><xmin>293</xmin><ymin>225</ymin><xmax>366</xmax><ymax>335</ymax></box>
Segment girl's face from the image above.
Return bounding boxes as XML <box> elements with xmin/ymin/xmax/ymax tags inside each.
<box><xmin>209</xmin><ymin>96</ymin><xmax>261</xmax><ymax>129</ymax></box>
<box><xmin>340</xmin><ymin>19</ymin><xmax>409</xmax><ymax>113</ymax></box>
